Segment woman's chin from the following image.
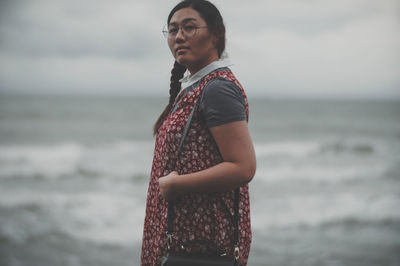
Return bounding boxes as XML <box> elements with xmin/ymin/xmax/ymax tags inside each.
<box><xmin>175</xmin><ymin>55</ymin><xmax>190</xmax><ymax>67</ymax></box>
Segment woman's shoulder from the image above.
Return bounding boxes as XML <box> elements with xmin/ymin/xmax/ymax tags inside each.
<box><xmin>199</xmin><ymin>69</ymin><xmax>247</xmax><ymax>128</ymax></box>
<box><xmin>202</xmin><ymin>72</ymin><xmax>244</xmax><ymax>102</ymax></box>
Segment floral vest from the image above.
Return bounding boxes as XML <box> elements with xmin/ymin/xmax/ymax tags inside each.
<box><xmin>141</xmin><ymin>70</ymin><xmax>252</xmax><ymax>266</ymax></box>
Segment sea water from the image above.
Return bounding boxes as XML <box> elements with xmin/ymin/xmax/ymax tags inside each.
<box><xmin>0</xmin><ymin>93</ymin><xmax>399</xmax><ymax>266</ymax></box>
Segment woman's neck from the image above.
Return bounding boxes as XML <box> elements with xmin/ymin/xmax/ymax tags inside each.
<box><xmin>188</xmin><ymin>54</ymin><xmax>219</xmax><ymax>76</ymax></box>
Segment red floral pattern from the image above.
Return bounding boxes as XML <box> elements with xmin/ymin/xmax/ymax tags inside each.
<box><xmin>141</xmin><ymin>70</ymin><xmax>252</xmax><ymax>265</ymax></box>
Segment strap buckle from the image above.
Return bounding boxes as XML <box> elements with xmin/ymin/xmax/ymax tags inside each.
<box><xmin>234</xmin><ymin>246</ymin><xmax>240</xmax><ymax>260</ymax></box>
<box><xmin>166</xmin><ymin>233</ymin><xmax>173</xmax><ymax>250</ymax></box>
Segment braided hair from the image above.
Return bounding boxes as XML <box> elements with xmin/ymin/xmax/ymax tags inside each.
<box><xmin>153</xmin><ymin>61</ymin><xmax>187</xmax><ymax>135</ymax></box>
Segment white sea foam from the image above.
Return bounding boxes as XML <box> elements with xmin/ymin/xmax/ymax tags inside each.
<box><xmin>0</xmin><ymin>141</ymin><xmax>152</xmax><ymax>245</ymax></box>
<box><xmin>256</xmin><ymin>162</ymin><xmax>388</xmax><ymax>183</ymax></box>
<box><xmin>0</xmin><ymin>143</ymin><xmax>83</xmax><ymax>179</ymax></box>
<box><xmin>61</xmin><ymin>192</ymin><xmax>145</xmax><ymax>244</ymax></box>
<box><xmin>250</xmin><ymin>192</ymin><xmax>400</xmax><ymax>231</ymax></box>
<box><xmin>254</xmin><ymin>140</ymin><xmax>318</xmax><ymax>158</ymax></box>
<box><xmin>0</xmin><ymin>187</ymin><xmax>146</xmax><ymax>245</ymax></box>
<box><xmin>254</xmin><ymin>137</ymin><xmax>390</xmax><ymax>160</ymax></box>
<box><xmin>0</xmin><ymin>141</ymin><xmax>154</xmax><ymax>180</ymax></box>
<box><xmin>253</xmin><ymin>137</ymin><xmax>395</xmax><ymax>184</ymax></box>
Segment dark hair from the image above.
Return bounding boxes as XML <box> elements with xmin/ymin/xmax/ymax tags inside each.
<box><xmin>153</xmin><ymin>0</ymin><xmax>226</xmax><ymax>135</ymax></box>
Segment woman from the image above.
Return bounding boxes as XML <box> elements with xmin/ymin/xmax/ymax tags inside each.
<box><xmin>141</xmin><ymin>0</ymin><xmax>256</xmax><ymax>265</ymax></box>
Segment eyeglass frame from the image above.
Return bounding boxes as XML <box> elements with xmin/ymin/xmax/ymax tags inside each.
<box><xmin>162</xmin><ymin>24</ymin><xmax>208</xmax><ymax>39</ymax></box>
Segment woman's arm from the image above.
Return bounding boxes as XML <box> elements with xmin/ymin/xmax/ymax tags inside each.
<box><xmin>158</xmin><ymin>120</ymin><xmax>256</xmax><ymax>201</ymax></box>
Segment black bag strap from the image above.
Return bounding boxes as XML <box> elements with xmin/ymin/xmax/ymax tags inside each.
<box><xmin>166</xmin><ymin>99</ymin><xmax>240</xmax><ymax>260</ymax></box>
<box><xmin>167</xmin><ymin>98</ymin><xmax>198</xmax><ymax>240</ymax></box>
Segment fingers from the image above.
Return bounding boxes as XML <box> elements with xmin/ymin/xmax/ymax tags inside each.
<box><xmin>158</xmin><ymin>171</ymin><xmax>179</xmax><ymax>201</ymax></box>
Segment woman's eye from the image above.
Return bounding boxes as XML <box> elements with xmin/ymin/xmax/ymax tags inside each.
<box><xmin>183</xmin><ymin>25</ymin><xmax>196</xmax><ymax>31</ymax></box>
<box><xmin>168</xmin><ymin>28</ymin><xmax>178</xmax><ymax>34</ymax></box>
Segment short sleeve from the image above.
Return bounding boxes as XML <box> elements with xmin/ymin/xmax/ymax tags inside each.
<box><xmin>199</xmin><ymin>78</ymin><xmax>247</xmax><ymax>128</ymax></box>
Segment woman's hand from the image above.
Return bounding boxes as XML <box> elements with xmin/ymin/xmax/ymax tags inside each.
<box><xmin>158</xmin><ymin>171</ymin><xmax>179</xmax><ymax>201</ymax></box>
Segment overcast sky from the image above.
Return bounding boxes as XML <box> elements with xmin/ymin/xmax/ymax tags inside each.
<box><xmin>0</xmin><ymin>0</ymin><xmax>399</xmax><ymax>99</ymax></box>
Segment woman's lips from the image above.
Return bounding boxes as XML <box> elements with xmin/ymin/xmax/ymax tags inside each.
<box><xmin>176</xmin><ymin>47</ymin><xmax>189</xmax><ymax>55</ymax></box>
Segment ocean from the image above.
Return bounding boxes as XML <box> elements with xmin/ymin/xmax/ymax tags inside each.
<box><xmin>0</xmin><ymin>93</ymin><xmax>399</xmax><ymax>266</ymax></box>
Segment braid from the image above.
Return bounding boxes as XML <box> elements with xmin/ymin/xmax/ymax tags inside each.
<box><xmin>169</xmin><ymin>61</ymin><xmax>187</xmax><ymax>105</ymax></box>
<box><xmin>153</xmin><ymin>61</ymin><xmax>187</xmax><ymax>135</ymax></box>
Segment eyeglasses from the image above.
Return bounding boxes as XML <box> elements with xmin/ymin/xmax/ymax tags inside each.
<box><xmin>162</xmin><ymin>24</ymin><xmax>208</xmax><ymax>39</ymax></box>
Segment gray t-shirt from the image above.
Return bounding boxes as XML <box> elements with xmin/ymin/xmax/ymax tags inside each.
<box><xmin>174</xmin><ymin>68</ymin><xmax>247</xmax><ymax>128</ymax></box>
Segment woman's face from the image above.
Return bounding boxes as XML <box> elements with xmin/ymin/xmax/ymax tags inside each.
<box><xmin>167</xmin><ymin>7</ymin><xmax>219</xmax><ymax>74</ymax></box>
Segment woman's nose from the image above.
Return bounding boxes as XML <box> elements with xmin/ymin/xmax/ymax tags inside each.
<box><xmin>175</xmin><ymin>28</ymin><xmax>185</xmax><ymax>42</ymax></box>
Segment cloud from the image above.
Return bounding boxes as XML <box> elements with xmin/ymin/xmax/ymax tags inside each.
<box><xmin>0</xmin><ymin>0</ymin><xmax>399</xmax><ymax>98</ymax></box>
<box><xmin>222</xmin><ymin>0</ymin><xmax>400</xmax><ymax>98</ymax></box>
<box><xmin>229</xmin><ymin>13</ymin><xmax>400</xmax><ymax>98</ymax></box>
<box><xmin>0</xmin><ymin>0</ymin><xmax>167</xmax><ymax>58</ymax></box>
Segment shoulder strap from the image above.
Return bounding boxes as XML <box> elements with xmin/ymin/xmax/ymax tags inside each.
<box><xmin>167</xmin><ymin>99</ymin><xmax>198</xmax><ymax>239</ymax></box>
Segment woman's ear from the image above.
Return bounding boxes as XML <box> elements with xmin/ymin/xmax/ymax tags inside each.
<box><xmin>211</xmin><ymin>34</ymin><xmax>219</xmax><ymax>53</ymax></box>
